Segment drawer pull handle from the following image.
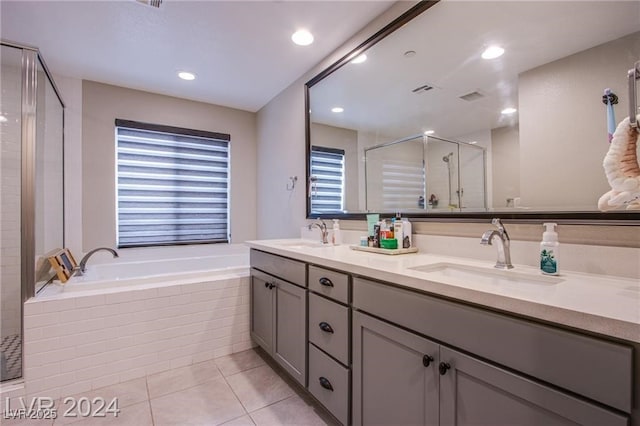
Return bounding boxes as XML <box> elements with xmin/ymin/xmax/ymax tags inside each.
<box><xmin>319</xmin><ymin>322</ymin><xmax>334</xmax><ymax>333</ymax></box>
<box><xmin>319</xmin><ymin>376</ymin><xmax>334</xmax><ymax>391</ymax></box>
<box><xmin>319</xmin><ymin>277</ymin><xmax>334</xmax><ymax>287</ymax></box>
<box><xmin>422</xmin><ymin>355</ymin><xmax>434</xmax><ymax>367</ymax></box>
<box><xmin>439</xmin><ymin>362</ymin><xmax>451</xmax><ymax>376</ymax></box>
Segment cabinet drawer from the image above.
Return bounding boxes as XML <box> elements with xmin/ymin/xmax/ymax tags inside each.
<box><xmin>353</xmin><ymin>277</ymin><xmax>633</xmax><ymax>413</ymax></box>
<box><xmin>250</xmin><ymin>249</ymin><xmax>306</xmax><ymax>287</ymax></box>
<box><xmin>308</xmin><ymin>343</ymin><xmax>350</xmax><ymax>425</ymax></box>
<box><xmin>309</xmin><ymin>293</ymin><xmax>350</xmax><ymax>365</ymax></box>
<box><xmin>308</xmin><ymin>265</ymin><xmax>349</xmax><ymax>303</ymax></box>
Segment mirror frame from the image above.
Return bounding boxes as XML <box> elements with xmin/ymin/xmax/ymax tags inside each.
<box><xmin>305</xmin><ymin>0</ymin><xmax>640</xmax><ymax>224</ymax></box>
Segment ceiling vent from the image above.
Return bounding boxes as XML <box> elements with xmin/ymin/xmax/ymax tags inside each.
<box><xmin>412</xmin><ymin>84</ymin><xmax>434</xmax><ymax>94</ymax></box>
<box><xmin>135</xmin><ymin>0</ymin><xmax>163</xmax><ymax>8</ymax></box>
<box><xmin>459</xmin><ymin>91</ymin><xmax>485</xmax><ymax>102</ymax></box>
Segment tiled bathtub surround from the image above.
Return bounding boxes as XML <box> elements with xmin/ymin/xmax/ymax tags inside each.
<box><xmin>20</xmin><ymin>274</ymin><xmax>251</xmax><ymax>401</ymax></box>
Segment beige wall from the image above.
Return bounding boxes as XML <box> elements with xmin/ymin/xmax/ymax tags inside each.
<box><xmin>491</xmin><ymin>126</ymin><xmax>520</xmax><ymax>209</ymax></box>
<box><xmin>310</xmin><ymin>123</ymin><xmax>358</xmax><ymax>211</ymax></box>
<box><xmin>82</xmin><ymin>81</ymin><xmax>257</xmax><ymax>250</ymax></box>
<box><xmin>54</xmin><ymin>74</ymin><xmax>83</xmax><ymax>257</ymax></box>
<box><xmin>256</xmin><ymin>2</ymin><xmax>416</xmax><ymax>238</ymax></box>
<box><xmin>519</xmin><ymin>32</ymin><xmax>638</xmax><ymax>209</ymax></box>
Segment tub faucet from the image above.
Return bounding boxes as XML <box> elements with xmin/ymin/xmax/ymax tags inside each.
<box><xmin>308</xmin><ymin>219</ymin><xmax>329</xmax><ymax>244</ymax></box>
<box><xmin>73</xmin><ymin>247</ymin><xmax>119</xmax><ymax>276</ymax></box>
<box><xmin>481</xmin><ymin>218</ymin><xmax>514</xmax><ymax>269</ymax></box>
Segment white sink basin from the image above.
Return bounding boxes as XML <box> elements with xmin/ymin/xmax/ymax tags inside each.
<box><xmin>409</xmin><ymin>262</ymin><xmax>562</xmax><ymax>287</ymax></box>
<box><xmin>277</xmin><ymin>240</ymin><xmax>327</xmax><ymax>249</ymax></box>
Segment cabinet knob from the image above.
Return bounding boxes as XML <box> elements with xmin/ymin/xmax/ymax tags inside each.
<box><xmin>439</xmin><ymin>362</ymin><xmax>451</xmax><ymax>375</ymax></box>
<box><xmin>319</xmin><ymin>376</ymin><xmax>334</xmax><ymax>391</ymax></box>
<box><xmin>268</xmin><ymin>282</ymin><xmax>276</xmax><ymax>289</ymax></box>
<box><xmin>264</xmin><ymin>282</ymin><xmax>269</xmax><ymax>288</ymax></box>
<box><xmin>422</xmin><ymin>354</ymin><xmax>434</xmax><ymax>367</ymax></box>
<box><xmin>319</xmin><ymin>277</ymin><xmax>334</xmax><ymax>287</ymax></box>
<box><xmin>319</xmin><ymin>322</ymin><xmax>334</xmax><ymax>333</ymax></box>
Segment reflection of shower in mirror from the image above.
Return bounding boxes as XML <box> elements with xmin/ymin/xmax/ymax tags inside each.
<box><xmin>443</xmin><ymin>152</ymin><xmax>454</xmax><ymax>207</ymax></box>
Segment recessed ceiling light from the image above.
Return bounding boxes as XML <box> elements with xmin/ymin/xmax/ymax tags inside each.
<box><xmin>424</xmin><ymin>130</ymin><xmax>435</xmax><ymax>135</ymax></box>
<box><xmin>331</xmin><ymin>107</ymin><xmax>344</xmax><ymax>113</ymax></box>
<box><xmin>351</xmin><ymin>54</ymin><xmax>367</xmax><ymax>64</ymax></box>
<box><xmin>481</xmin><ymin>45</ymin><xmax>505</xmax><ymax>60</ymax></box>
<box><xmin>0</xmin><ymin>115</ymin><xmax>7</xmax><ymax>123</ymax></box>
<box><xmin>292</xmin><ymin>30</ymin><xmax>314</xmax><ymax>46</ymax></box>
<box><xmin>404</xmin><ymin>50</ymin><xmax>416</xmax><ymax>58</ymax></box>
<box><xmin>178</xmin><ymin>71</ymin><xmax>195</xmax><ymax>81</ymax></box>
<box><xmin>501</xmin><ymin>107</ymin><xmax>517</xmax><ymax>115</ymax></box>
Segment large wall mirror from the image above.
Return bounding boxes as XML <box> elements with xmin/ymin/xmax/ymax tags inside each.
<box><xmin>305</xmin><ymin>0</ymin><xmax>640</xmax><ymax>221</ymax></box>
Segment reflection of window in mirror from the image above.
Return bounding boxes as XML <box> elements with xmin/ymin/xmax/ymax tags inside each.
<box><xmin>310</xmin><ymin>146</ymin><xmax>345</xmax><ymax>213</ymax></box>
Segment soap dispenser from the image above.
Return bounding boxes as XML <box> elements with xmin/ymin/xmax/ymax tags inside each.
<box><xmin>331</xmin><ymin>219</ymin><xmax>342</xmax><ymax>245</ymax></box>
<box><xmin>540</xmin><ymin>223</ymin><xmax>559</xmax><ymax>275</ymax></box>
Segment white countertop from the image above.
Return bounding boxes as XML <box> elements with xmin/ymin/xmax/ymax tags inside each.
<box><xmin>246</xmin><ymin>239</ymin><xmax>640</xmax><ymax>343</ymax></box>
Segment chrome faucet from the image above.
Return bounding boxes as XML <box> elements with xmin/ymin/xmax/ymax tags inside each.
<box><xmin>308</xmin><ymin>219</ymin><xmax>329</xmax><ymax>244</ymax></box>
<box><xmin>73</xmin><ymin>247</ymin><xmax>119</xmax><ymax>276</ymax></box>
<box><xmin>481</xmin><ymin>218</ymin><xmax>514</xmax><ymax>269</ymax></box>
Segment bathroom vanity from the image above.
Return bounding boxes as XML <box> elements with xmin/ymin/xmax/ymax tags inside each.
<box><xmin>247</xmin><ymin>240</ymin><xmax>640</xmax><ymax>426</ymax></box>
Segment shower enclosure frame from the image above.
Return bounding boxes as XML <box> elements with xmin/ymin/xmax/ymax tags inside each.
<box><xmin>363</xmin><ymin>134</ymin><xmax>487</xmax><ymax>212</ymax></box>
<box><xmin>426</xmin><ymin>135</ymin><xmax>488</xmax><ymax>211</ymax></box>
<box><xmin>363</xmin><ymin>134</ymin><xmax>426</xmax><ymax>212</ymax></box>
<box><xmin>1</xmin><ymin>40</ymin><xmax>65</xmax><ymax>382</ymax></box>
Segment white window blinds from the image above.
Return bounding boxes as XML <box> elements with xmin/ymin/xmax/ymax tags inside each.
<box><xmin>310</xmin><ymin>146</ymin><xmax>345</xmax><ymax>213</ymax></box>
<box><xmin>381</xmin><ymin>159</ymin><xmax>425</xmax><ymax>210</ymax></box>
<box><xmin>115</xmin><ymin>120</ymin><xmax>230</xmax><ymax>247</ymax></box>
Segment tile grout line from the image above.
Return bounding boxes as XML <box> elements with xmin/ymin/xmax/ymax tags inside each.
<box><xmin>220</xmin><ymin>365</ymin><xmax>252</xmax><ymax>419</ymax></box>
<box><xmin>224</xmin><ymin>363</ymin><xmax>300</xmax><ymax>416</ymax></box>
<box><xmin>144</xmin><ymin>376</ymin><xmax>156</xmax><ymax>426</ymax></box>
<box><xmin>145</xmin><ymin>360</ymin><xmax>224</xmax><ymax>401</ymax></box>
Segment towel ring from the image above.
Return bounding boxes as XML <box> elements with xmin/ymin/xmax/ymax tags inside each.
<box><xmin>629</xmin><ymin>60</ymin><xmax>640</xmax><ymax>128</ymax></box>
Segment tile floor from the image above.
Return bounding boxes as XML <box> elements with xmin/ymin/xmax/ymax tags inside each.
<box><xmin>4</xmin><ymin>348</ymin><xmax>337</xmax><ymax>426</ymax></box>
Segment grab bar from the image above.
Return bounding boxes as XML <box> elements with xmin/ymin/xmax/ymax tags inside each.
<box><xmin>629</xmin><ymin>61</ymin><xmax>640</xmax><ymax>128</ymax></box>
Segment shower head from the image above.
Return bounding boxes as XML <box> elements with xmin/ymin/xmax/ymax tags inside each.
<box><xmin>442</xmin><ymin>152</ymin><xmax>453</xmax><ymax>162</ymax></box>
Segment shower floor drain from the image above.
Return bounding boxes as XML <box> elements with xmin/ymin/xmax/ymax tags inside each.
<box><xmin>1</xmin><ymin>334</ymin><xmax>22</xmax><ymax>381</ymax></box>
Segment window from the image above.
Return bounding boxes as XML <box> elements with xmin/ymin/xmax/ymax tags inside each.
<box><xmin>381</xmin><ymin>158</ymin><xmax>425</xmax><ymax>210</ymax></box>
<box><xmin>310</xmin><ymin>146</ymin><xmax>344</xmax><ymax>213</ymax></box>
<box><xmin>115</xmin><ymin>119</ymin><xmax>230</xmax><ymax>248</ymax></box>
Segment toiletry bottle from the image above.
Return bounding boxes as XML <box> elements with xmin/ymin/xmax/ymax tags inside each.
<box><xmin>331</xmin><ymin>219</ymin><xmax>342</xmax><ymax>245</ymax></box>
<box><xmin>402</xmin><ymin>218</ymin><xmax>412</xmax><ymax>248</ymax></box>
<box><xmin>393</xmin><ymin>214</ymin><xmax>403</xmax><ymax>246</ymax></box>
<box><xmin>540</xmin><ymin>223</ymin><xmax>559</xmax><ymax>275</ymax></box>
<box><xmin>373</xmin><ymin>224</ymin><xmax>380</xmax><ymax>248</ymax></box>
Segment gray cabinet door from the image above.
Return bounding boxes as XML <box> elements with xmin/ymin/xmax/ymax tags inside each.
<box><xmin>250</xmin><ymin>270</ymin><xmax>274</xmax><ymax>353</ymax></box>
<box><xmin>352</xmin><ymin>311</ymin><xmax>439</xmax><ymax>426</ymax></box>
<box><xmin>439</xmin><ymin>346</ymin><xmax>628</xmax><ymax>426</ymax></box>
<box><xmin>273</xmin><ymin>278</ymin><xmax>307</xmax><ymax>386</ymax></box>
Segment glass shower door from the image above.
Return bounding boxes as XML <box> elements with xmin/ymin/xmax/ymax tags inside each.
<box><xmin>1</xmin><ymin>44</ymin><xmax>24</xmax><ymax>382</ymax></box>
<box><xmin>458</xmin><ymin>142</ymin><xmax>487</xmax><ymax>210</ymax></box>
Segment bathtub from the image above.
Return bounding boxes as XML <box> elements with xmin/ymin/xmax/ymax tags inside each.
<box><xmin>24</xmin><ymin>244</ymin><xmax>253</xmax><ymax>400</ymax></box>
<box><xmin>38</xmin><ymin>244</ymin><xmax>250</xmax><ymax>295</ymax></box>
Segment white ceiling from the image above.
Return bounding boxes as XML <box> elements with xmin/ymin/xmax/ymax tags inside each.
<box><xmin>0</xmin><ymin>0</ymin><xmax>394</xmax><ymax>112</ymax></box>
<box><xmin>310</xmin><ymin>1</ymin><xmax>640</xmax><ymax>141</ymax></box>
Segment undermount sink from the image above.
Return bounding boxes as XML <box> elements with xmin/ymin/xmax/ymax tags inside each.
<box><xmin>409</xmin><ymin>262</ymin><xmax>562</xmax><ymax>287</ymax></box>
<box><xmin>277</xmin><ymin>240</ymin><xmax>327</xmax><ymax>249</ymax></box>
